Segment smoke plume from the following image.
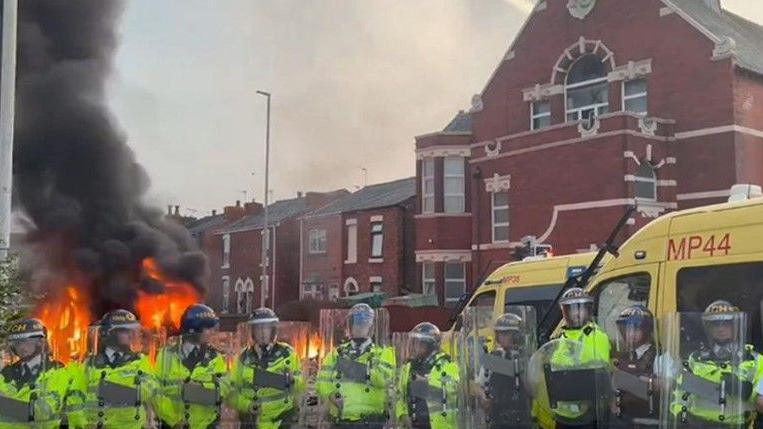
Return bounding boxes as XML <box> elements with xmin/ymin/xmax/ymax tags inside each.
<box><xmin>13</xmin><ymin>0</ymin><xmax>207</xmax><ymax>319</ymax></box>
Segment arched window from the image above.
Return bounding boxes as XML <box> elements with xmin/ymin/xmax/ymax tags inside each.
<box><xmin>344</xmin><ymin>277</ymin><xmax>359</xmax><ymax>297</ymax></box>
<box><xmin>235</xmin><ymin>279</ymin><xmax>245</xmax><ymax>314</ymax></box>
<box><xmin>634</xmin><ymin>162</ymin><xmax>657</xmax><ymax>201</ymax></box>
<box><xmin>244</xmin><ymin>278</ymin><xmax>255</xmax><ymax>313</ymax></box>
<box><xmin>566</xmin><ymin>55</ymin><xmax>610</xmax><ymax>121</ymax></box>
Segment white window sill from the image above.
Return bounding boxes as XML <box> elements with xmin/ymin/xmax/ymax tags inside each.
<box><xmin>221</xmin><ymin>264</ymin><xmax>230</xmax><ymax>269</ymax></box>
<box><xmin>369</xmin><ymin>258</ymin><xmax>384</xmax><ymax>264</ymax></box>
<box><xmin>344</xmin><ymin>260</ymin><xmax>357</xmax><ymax>265</ymax></box>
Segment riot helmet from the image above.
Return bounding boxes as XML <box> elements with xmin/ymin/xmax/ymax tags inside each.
<box><xmin>560</xmin><ymin>288</ymin><xmax>594</xmax><ymax>329</ymax></box>
<box><xmin>248</xmin><ymin>307</ymin><xmax>279</xmax><ymax>346</ymax></box>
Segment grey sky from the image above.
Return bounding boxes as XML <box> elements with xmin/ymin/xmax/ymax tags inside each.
<box><xmin>107</xmin><ymin>0</ymin><xmax>763</xmax><ymax>217</ymax></box>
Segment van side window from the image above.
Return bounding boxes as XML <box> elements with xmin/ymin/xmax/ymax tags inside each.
<box><xmin>677</xmin><ymin>262</ymin><xmax>763</xmax><ymax>349</ymax></box>
<box><xmin>594</xmin><ymin>273</ymin><xmax>651</xmax><ymax>343</ymax></box>
<box><xmin>454</xmin><ymin>291</ymin><xmax>496</xmax><ymax>333</ymax></box>
<box><xmin>504</xmin><ymin>284</ymin><xmax>564</xmax><ymax>330</ymax></box>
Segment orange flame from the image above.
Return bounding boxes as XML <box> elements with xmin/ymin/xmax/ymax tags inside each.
<box><xmin>307</xmin><ymin>334</ymin><xmax>323</xmax><ymax>360</ymax></box>
<box><xmin>135</xmin><ymin>258</ymin><xmax>201</xmax><ymax>332</ymax></box>
<box><xmin>35</xmin><ymin>285</ymin><xmax>92</xmax><ymax>364</ymax></box>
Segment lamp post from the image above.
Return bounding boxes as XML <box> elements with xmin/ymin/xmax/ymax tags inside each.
<box><xmin>255</xmin><ymin>90</ymin><xmax>271</xmax><ymax>308</ymax></box>
<box><xmin>0</xmin><ymin>0</ymin><xmax>17</xmax><ymax>261</ymax></box>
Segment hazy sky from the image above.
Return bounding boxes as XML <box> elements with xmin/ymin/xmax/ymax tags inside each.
<box><xmin>107</xmin><ymin>0</ymin><xmax>763</xmax><ymax>217</ymax></box>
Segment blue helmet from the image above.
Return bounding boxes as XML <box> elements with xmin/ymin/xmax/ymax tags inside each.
<box><xmin>180</xmin><ymin>304</ymin><xmax>219</xmax><ymax>334</ymax></box>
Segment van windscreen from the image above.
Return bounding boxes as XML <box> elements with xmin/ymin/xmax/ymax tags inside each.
<box><xmin>505</xmin><ymin>284</ymin><xmax>564</xmax><ymax>329</ymax></box>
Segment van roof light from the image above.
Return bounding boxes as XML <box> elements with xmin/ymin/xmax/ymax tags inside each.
<box><xmin>728</xmin><ymin>184</ymin><xmax>762</xmax><ymax>203</ymax></box>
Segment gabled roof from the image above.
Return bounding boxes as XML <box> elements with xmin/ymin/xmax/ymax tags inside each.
<box><xmin>220</xmin><ymin>198</ymin><xmax>309</xmax><ymax>234</ymax></box>
<box><xmin>443</xmin><ymin>111</ymin><xmax>473</xmax><ymax>133</ymax></box>
<box><xmin>186</xmin><ymin>214</ymin><xmax>226</xmax><ymax>235</ymax></box>
<box><xmin>669</xmin><ymin>0</ymin><xmax>763</xmax><ymax>76</ymax></box>
<box><xmin>307</xmin><ymin>178</ymin><xmax>416</xmax><ymax>217</ymax></box>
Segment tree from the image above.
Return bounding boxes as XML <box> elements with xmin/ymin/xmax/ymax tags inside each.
<box><xmin>0</xmin><ymin>256</ymin><xmax>27</xmax><ymax>330</ymax></box>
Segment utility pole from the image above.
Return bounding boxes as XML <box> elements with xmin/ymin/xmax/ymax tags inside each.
<box><xmin>0</xmin><ymin>0</ymin><xmax>18</xmax><ymax>261</ymax></box>
<box><xmin>255</xmin><ymin>90</ymin><xmax>271</xmax><ymax>308</ymax></box>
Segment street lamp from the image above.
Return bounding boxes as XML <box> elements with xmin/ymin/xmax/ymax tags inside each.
<box><xmin>256</xmin><ymin>90</ymin><xmax>271</xmax><ymax>308</ymax></box>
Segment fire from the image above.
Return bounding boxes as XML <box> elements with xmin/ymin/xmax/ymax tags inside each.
<box><xmin>135</xmin><ymin>258</ymin><xmax>201</xmax><ymax>332</ymax></box>
<box><xmin>307</xmin><ymin>334</ymin><xmax>323</xmax><ymax>360</ymax></box>
<box><xmin>35</xmin><ymin>285</ymin><xmax>92</xmax><ymax>364</ymax></box>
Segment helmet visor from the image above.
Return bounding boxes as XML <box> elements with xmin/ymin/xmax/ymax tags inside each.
<box><xmin>616</xmin><ymin>322</ymin><xmax>651</xmax><ymax>352</ymax></box>
<box><xmin>348</xmin><ymin>311</ymin><xmax>374</xmax><ymax>340</ymax></box>
<box><xmin>561</xmin><ymin>302</ymin><xmax>593</xmax><ymax>329</ymax></box>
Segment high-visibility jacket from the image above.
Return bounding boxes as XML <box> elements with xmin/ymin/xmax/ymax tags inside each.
<box><xmin>548</xmin><ymin>323</ymin><xmax>611</xmax><ymax>423</ymax></box>
<box><xmin>0</xmin><ymin>357</ymin><xmax>70</xmax><ymax>429</ymax></box>
<box><xmin>395</xmin><ymin>352</ymin><xmax>460</xmax><ymax>429</ymax></box>
<box><xmin>153</xmin><ymin>344</ymin><xmax>230</xmax><ymax>429</ymax></box>
<box><xmin>229</xmin><ymin>343</ymin><xmax>304</xmax><ymax>429</ymax></box>
<box><xmin>61</xmin><ymin>360</ymin><xmax>87</xmax><ymax>429</ymax></box>
<box><xmin>69</xmin><ymin>352</ymin><xmax>157</xmax><ymax>429</ymax></box>
<box><xmin>316</xmin><ymin>341</ymin><xmax>396</xmax><ymax>422</ymax></box>
<box><xmin>670</xmin><ymin>345</ymin><xmax>763</xmax><ymax>425</ymax></box>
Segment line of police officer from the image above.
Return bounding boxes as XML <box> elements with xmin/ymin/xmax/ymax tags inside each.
<box><xmin>3</xmin><ymin>293</ymin><xmax>763</xmax><ymax>428</ymax></box>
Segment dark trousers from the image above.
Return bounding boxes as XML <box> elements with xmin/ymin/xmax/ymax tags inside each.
<box><xmin>555</xmin><ymin>422</ymin><xmax>598</xmax><ymax>429</ymax></box>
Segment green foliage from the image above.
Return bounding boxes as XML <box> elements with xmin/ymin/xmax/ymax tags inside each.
<box><xmin>0</xmin><ymin>256</ymin><xmax>27</xmax><ymax>329</ymax></box>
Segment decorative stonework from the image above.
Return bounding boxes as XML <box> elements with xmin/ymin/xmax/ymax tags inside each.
<box><xmin>416</xmin><ymin>146</ymin><xmax>471</xmax><ymax>160</ymax></box>
<box><xmin>578</xmin><ymin>116</ymin><xmax>600</xmax><ymax>138</ymax></box>
<box><xmin>607</xmin><ymin>59</ymin><xmax>653</xmax><ymax>82</ymax></box>
<box><xmin>484</xmin><ymin>173</ymin><xmax>511</xmax><ymax>193</ymax></box>
<box><xmin>551</xmin><ymin>38</ymin><xmax>615</xmax><ymax>84</ymax></box>
<box><xmin>470</xmin><ymin>94</ymin><xmax>484</xmax><ymax>112</ymax></box>
<box><xmin>713</xmin><ymin>36</ymin><xmax>737</xmax><ymax>60</ymax></box>
<box><xmin>638</xmin><ymin>117</ymin><xmax>658</xmax><ymax>136</ymax></box>
<box><xmin>485</xmin><ymin>141</ymin><xmax>502</xmax><ymax>158</ymax></box>
<box><xmin>636</xmin><ymin>202</ymin><xmax>667</xmax><ymax>219</ymax></box>
<box><xmin>567</xmin><ymin>0</ymin><xmax>597</xmax><ymax>19</ymax></box>
<box><xmin>522</xmin><ymin>82</ymin><xmax>564</xmax><ymax>102</ymax></box>
<box><xmin>415</xmin><ymin>250</ymin><xmax>472</xmax><ymax>263</ymax></box>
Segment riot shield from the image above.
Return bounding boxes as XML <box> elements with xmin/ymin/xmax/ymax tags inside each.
<box><xmin>393</xmin><ymin>330</ymin><xmax>467</xmax><ymax>429</ymax></box>
<box><xmin>82</xmin><ymin>325</ymin><xmax>155</xmax><ymax>428</ymax></box>
<box><xmin>314</xmin><ymin>307</ymin><xmax>395</xmax><ymax>428</ymax></box>
<box><xmin>658</xmin><ymin>311</ymin><xmax>754</xmax><ymax>429</ymax></box>
<box><xmin>528</xmin><ymin>337</ymin><xmax>611</xmax><ymax>428</ymax></box>
<box><xmin>232</xmin><ymin>320</ymin><xmax>305</xmax><ymax>429</ymax></box>
<box><xmin>155</xmin><ymin>332</ymin><xmax>234</xmax><ymax>429</ymax></box>
<box><xmin>0</xmin><ymin>341</ymin><xmax>57</xmax><ymax>426</ymax></box>
<box><xmin>610</xmin><ymin>312</ymin><xmax>659</xmax><ymax>427</ymax></box>
<box><xmin>466</xmin><ymin>307</ymin><xmax>537</xmax><ymax>429</ymax></box>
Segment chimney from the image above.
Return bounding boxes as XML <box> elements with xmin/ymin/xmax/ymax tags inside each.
<box><xmin>297</xmin><ymin>191</ymin><xmax>303</xmax><ymax>199</ymax></box>
<box><xmin>167</xmin><ymin>205</ymin><xmax>172</xmax><ymax>216</ymax></box>
<box><xmin>174</xmin><ymin>205</ymin><xmax>180</xmax><ymax>216</ymax></box>
<box><xmin>236</xmin><ymin>200</ymin><xmax>241</xmax><ymax>207</ymax></box>
<box><xmin>223</xmin><ymin>201</ymin><xmax>245</xmax><ymax>222</ymax></box>
<box><xmin>703</xmin><ymin>0</ymin><xmax>721</xmax><ymax>12</ymax></box>
<box><xmin>212</xmin><ymin>209</ymin><xmax>217</xmax><ymax>216</ymax></box>
<box><xmin>244</xmin><ymin>201</ymin><xmax>264</xmax><ymax>215</ymax></box>
<box><xmin>305</xmin><ymin>189</ymin><xmax>351</xmax><ymax>209</ymax></box>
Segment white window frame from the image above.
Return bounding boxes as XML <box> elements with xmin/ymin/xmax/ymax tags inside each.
<box><xmin>622</xmin><ymin>79</ymin><xmax>648</xmax><ymax>116</ymax></box>
<box><xmin>370</xmin><ymin>222</ymin><xmax>384</xmax><ymax>258</ymax></box>
<box><xmin>343</xmin><ymin>278</ymin><xmax>359</xmax><ymax>297</ymax></box>
<box><xmin>309</xmin><ymin>229</ymin><xmax>327</xmax><ymax>254</ymax></box>
<box><xmin>492</xmin><ymin>191</ymin><xmax>510</xmax><ymax>243</ymax></box>
<box><xmin>329</xmin><ymin>284</ymin><xmax>341</xmax><ymax>301</ymax></box>
<box><xmin>634</xmin><ymin>163</ymin><xmax>657</xmax><ymax>201</ymax></box>
<box><xmin>444</xmin><ymin>262</ymin><xmax>466</xmax><ymax>304</ymax></box>
<box><xmin>235</xmin><ymin>278</ymin><xmax>245</xmax><ymax>314</ymax></box>
<box><xmin>346</xmin><ymin>222</ymin><xmax>357</xmax><ymax>264</ymax></box>
<box><xmin>443</xmin><ymin>157</ymin><xmax>465</xmax><ymax>213</ymax></box>
<box><xmin>244</xmin><ymin>278</ymin><xmax>255</xmax><ymax>313</ymax></box>
<box><xmin>531</xmin><ymin>101</ymin><xmax>551</xmax><ymax>130</ymax></box>
<box><xmin>422</xmin><ymin>262</ymin><xmax>436</xmax><ymax>296</ymax></box>
<box><xmin>422</xmin><ymin>158</ymin><xmax>435</xmax><ymax>213</ymax></box>
<box><xmin>221</xmin><ymin>276</ymin><xmax>230</xmax><ymax>314</ymax></box>
<box><xmin>221</xmin><ymin>234</ymin><xmax>231</xmax><ymax>268</ymax></box>
<box><xmin>565</xmin><ymin>76</ymin><xmax>610</xmax><ymax>122</ymax></box>
<box><xmin>370</xmin><ymin>277</ymin><xmax>383</xmax><ymax>293</ymax></box>
<box><xmin>302</xmin><ymin>283</ymin><xmax>319</xmax><ymax>300</ymax></box>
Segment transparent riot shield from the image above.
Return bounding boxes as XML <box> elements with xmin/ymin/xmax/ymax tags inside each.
<box><xmin>528</xmin><ymin>337</ymin><xmax>611</xmax><ymax>428</ymax></box>
<box><xmin>658</xmin><ymin>311</ymin><xmax>754</xmax><ymax>429</ymax></box>
<box><xmin>155</xmin><ymin>332</ymin><xmax>234</xmax><ymax>429</ymax></box>
<box><xmin>232</xmin><ymin>321</ymin><xmax>305</xmax><ymax>429</ymax></box>
<box><xmin>392</xmin><ymin>330</ymin><xmax>468</xmax><ymax>429</ymax></box>
<box><xmin>82</xmin><ymin>325</ymin><xmax>155</xmax><ymax>428</ymax></box>
<box><xmin>467</xmin><ymin>307</ymin><xmax>537</xmax><ymax>429</ymax></box>
<box><xmin>315</xmin><ymin>307</ymin><xmax>395</xmax><ymax>428</ymax></box>
<box><xmin>610</xmin><ymin>313</ymin><xmax>659</xmax><ymax>427</ymax></box>
<box><xmin>0</xmin><ymin>341</ymin><xmax>57</xmax><ymax>426</ymax></box>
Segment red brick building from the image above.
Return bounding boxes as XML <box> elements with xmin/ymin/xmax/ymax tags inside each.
<box><xmin>415</xmin><ymin>0</ymin><xmax>763</xmax><ymax>303</ymax></box>
<box><xmin>300</xmin><ymin>178</ymin><xmax>416</xmax><ymax>301</ymax></box>
<box><xmin>204</xmin><ymin>191</ymin><xmax>348</xmax><ymax>316</ymax></box>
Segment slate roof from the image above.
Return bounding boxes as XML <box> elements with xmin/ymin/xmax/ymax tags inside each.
<box><xmin>186</xmin><ymin>214</ymin><xmax>226</xmax><ymax>235</ymax></box>
<box><xmin>442</xmin><ymin>111</ymin><xmax>473</xmax><ymax>133</ymax></box>
<box><xmin>671</xmin><ymin>0</ymin><xmax>763</xmax><ymax>75</ymax></box>
<box><xmin>307</xmin><ymin>178</ymin><xmax>416</xmax><ymax>217</ymax></box>
<box><xmin>220</xmin><ymin>198</ymin><xmax>310</xmax><ymax>234</ymax></box>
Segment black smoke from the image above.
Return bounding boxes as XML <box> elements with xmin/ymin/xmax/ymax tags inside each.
<box><xmin>13</xmin><ymin>0</ymin><xmax>207</xmax><ymax>319</ymax></box>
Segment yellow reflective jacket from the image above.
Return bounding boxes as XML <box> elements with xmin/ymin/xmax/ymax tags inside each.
<box><xmin>395</xmin><ymin>352</ymin><xmax>460</xmax><ymax>429</ymax></box>
<box><xmin>0</xmin><ymin>357</ymin><xmax>70</xmax><ymax>429</ymax></box>
<box><xmin>548</xmin><ymin>323</ymin><xmax>611</xmax><ymax>422</ymax></box>
<box><xmin>69</xmin><ymin>352</ymin><xmax>157</xmax><ymax>429</ymax></box>
<box><xmin>228</xmin><ymin>343</ymin><xmax>304</xmax><ymax>429</ymax></box>
<box><xmin>670</xmin><ymin>345</ymin><xmax>763</xmax><ymax>425</ymax></box>
<box><xmin>316</xmin><ymin>341</ymin><xmax>396</xmax><ymax>422</ymax></box>
<box><xmin>153</xmin><ymin>344</ymin><xmax>230</xmax><ymax>429</ymax></box>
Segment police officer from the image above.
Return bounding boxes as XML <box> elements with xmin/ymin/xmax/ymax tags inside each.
<box><xmin>476</xmin><ymin>313</ymin><xmax>533</xmax><ymax>429</ymax></box>
<box><xmin>551</xmin><ymin>288</ymin><xmax>611</xmax><ymax>429</ymax></box>
<box><xmin>0</xmin><ymin>318</ymin><xmax>70</xmax><ymax>429</ymax></box>
<box><xmin>611</xmin><ymin>305</ymin><xmax>658</xmax><ymax>428</ymax></box>
<box><xmin>395</xmin><ymin>322</ymin><xmax>460</xmax><ymax>429</ymax></box>
<box><xmin>669</xmin><ymin>301</ymin><xmax>763</xmax><ymax>428</ymax></box>
<box><xmin>229</xmin><ymin>307</ymin><xmax>303</xmax><ymax>429</ymax></box>
<box><xmin>154</xmin><ymin>304</ymin><xmax>229</xmax><ymax>429</ymax></box>
<box><xmin>316</xmin><ymin>304</ymin><xmax>396</xmax><ymax>428</ymax></box>
<box><xmin>71</xmin><ymin>309</ymin><xmax>156</xmax><ymax>429</ymax></box>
